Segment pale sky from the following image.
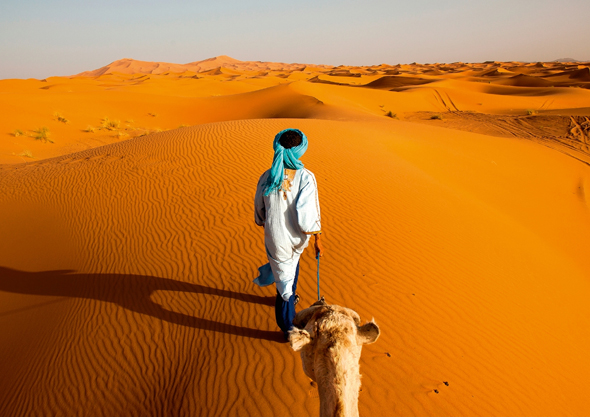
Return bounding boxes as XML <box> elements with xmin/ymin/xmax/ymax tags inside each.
<box><xmin>1</xmin><ymin>0</ymin><xmax>589</xmax><ymax>79</ymax></box>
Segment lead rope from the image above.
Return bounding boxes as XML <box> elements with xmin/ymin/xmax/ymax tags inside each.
<box><xmin>316</xmin><ymin>254</ymin><xmax>321</xmax><ymax>301</ymax></box>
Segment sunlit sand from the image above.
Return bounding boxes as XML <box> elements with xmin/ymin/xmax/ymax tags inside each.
<box><xmin>1</xmin><ymin>56</ymin><xmax>589</xmax><ymax>416</ymax></box>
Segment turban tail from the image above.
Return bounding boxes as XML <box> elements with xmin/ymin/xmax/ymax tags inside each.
<box><xmin>264</xmin><ymin>129</ymin><xmax>308</xmax><ymax>196</ymax></box>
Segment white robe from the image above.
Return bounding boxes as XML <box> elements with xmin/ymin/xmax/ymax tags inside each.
<box><xmin>254</xmin><ymin>168</ymin><xmax>322</xmax><ymax>300</ymax></box>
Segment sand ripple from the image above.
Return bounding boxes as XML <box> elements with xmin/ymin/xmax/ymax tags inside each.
<box><xmin>1</xmin><ymin>118</ymin><xmax>590</xmax><ymax>416</ymax></box>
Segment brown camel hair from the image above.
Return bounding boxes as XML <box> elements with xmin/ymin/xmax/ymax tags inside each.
<box><xmin>289</xmin><ymin>302</ymin><xmax>380</xmax><ymax>417</ymax></box>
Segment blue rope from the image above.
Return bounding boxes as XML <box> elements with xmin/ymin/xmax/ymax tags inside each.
<box><xmin>316</xmin><ymin>254</ymin><xmax>320</xmax><ymax>301</ymax></box>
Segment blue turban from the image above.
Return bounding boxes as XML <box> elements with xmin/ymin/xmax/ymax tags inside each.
<box><xmin>264</xmin><ymin>129</ymin><xmax>308</xmax><ymax>196</ymax></box>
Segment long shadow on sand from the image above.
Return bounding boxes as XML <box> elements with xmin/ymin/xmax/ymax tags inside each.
<box><xmin>0</xmin><ymin>266</ymin><xmax>284</xmax><ymax>342</ymax></box>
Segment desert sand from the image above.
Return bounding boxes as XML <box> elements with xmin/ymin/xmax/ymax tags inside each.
<box><xmin>1</xmin><ymin>56</ymin><xmax>590</xmax><ymax>416</ymax></box>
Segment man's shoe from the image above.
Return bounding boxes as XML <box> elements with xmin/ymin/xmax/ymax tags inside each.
<box><xmin>293</xmin><ymin>294</ymin><xmax>300</xmax><ymax>306</ymax></box>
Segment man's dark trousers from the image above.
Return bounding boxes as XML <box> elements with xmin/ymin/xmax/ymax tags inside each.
<box><xmin>275</xmin><ymin>262</ymin><xmax>300</xmax><ymax>334</ymax></box>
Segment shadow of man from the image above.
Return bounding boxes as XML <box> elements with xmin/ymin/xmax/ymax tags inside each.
<box><xmin>0</xmin><ymin>266</ymin><xmax>284</xmax><ymax>342</ymax></box>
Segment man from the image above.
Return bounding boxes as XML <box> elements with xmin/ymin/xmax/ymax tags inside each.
<box><xmin>254</xmin><ymin>128</ymin><xmax>324</xmax><ymax>339</ymax></box>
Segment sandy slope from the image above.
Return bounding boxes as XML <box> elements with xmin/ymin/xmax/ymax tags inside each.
<box><xmin>2</xmin><ymin>59</ymin><xmax>590</xmax><ymax>164</ymax></box>
<box><xmin>1</xmin><ymin>115</ymin><xmax>590</xmax><ymax>416</ymax></box>
<box><xmin>2</xmin><ymin>58</ymin><xmax>590</xmax><ymax>416</ymax></box>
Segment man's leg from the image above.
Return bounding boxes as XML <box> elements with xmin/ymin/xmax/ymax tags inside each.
<box><xmin>275</xmin><ymin>262</ymin><xmax>300</xmax><ymax>335</ymax></box>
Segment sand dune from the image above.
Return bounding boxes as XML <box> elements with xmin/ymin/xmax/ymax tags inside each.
<box><xmin>493</xmin><ymin>74</ymin><xmax>555</xmax><ymax>87</ymax></box>
<box><xmin>359</xmin><ymin>75</ymin><xmax>435</xmax><ymax>90</ymax></box>
<box><xmin>77</xmin><ymin>55</ymin><xmax>332</xmax><ymax>77</ymax></box>
<box><xmin>3</xmin><ymin>58</ymin><xmax>590</xmax><ymax>164</ymax></box>
<box><xmin>1</xmin><ymin>58</ymin><xmax>590</xmax><ymax>416</ymax></box>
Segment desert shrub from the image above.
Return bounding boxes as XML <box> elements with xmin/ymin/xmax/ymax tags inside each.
<box><xmin>148</xmin><ymin>112</ymin><xmax>157</xmax><ymax>117</ymax></box>
<box><xmin>13</xmin><ymin>129</ymin><xmax>24</xmax><ymax>137</ymax></box>
<box><xmin>527</xmin><ymin>109</ymin><xmax>537</xmax><ymax>115</ymax></box>
<box><xmin>385</xmin><ymin>111</ymin><xmax>397</xmax><ymax>119</ymax></box>
<box><xmin>54</xmin><ymin>112</ymin><xmax>69</xmax><ymax>123</ymax></box>
<box><xmin>85</xmin><ymin>126</ymin><xmax>95</xmax><ymax>133</ymax></box>
<box><xmin>33</xmin><ymin>127</ymin><xmax>53</xmax><ymax>143</ymax></box>
<box><xmin>101</xmin><ymin>117</ymin><xmax>120</xmax><ymax>130</ymax></box>
<box><xmin>20</xmin><ymin>150</ymin><xmax>33</xmax><ymax>158</ymax></box>
<box><xmin>116</xmin><ymin>131</ymin><xmax>129</xmax><ymax>138</ymax></box>
<box><xmin>430</xmin><ymin>114</ymin><xmax>443</xmax><ymax>120</ymax></box>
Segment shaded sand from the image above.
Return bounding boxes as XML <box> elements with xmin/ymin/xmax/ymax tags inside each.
<box><xmin>1</xmin><ymin>117</ymin><xmax>590</xmax><ymax>416</ymax></box>
<box><xmin>1</xmin><ymin>57</ymin><xmax>590</xmax><ymax>416</ymax></box>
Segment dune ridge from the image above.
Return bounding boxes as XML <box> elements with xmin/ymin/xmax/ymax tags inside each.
<box><xmin>75</xmin><ymin>55</ymin><xmax>333</xmax><ymax>77</ymax></box>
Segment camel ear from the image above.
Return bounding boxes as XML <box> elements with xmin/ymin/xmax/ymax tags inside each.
<box><xmin>289</xmin><ymin>328</ymin><xmax>312</xmax><ymax>351</ymax></box>
<box><xmin>357</xmin><ymin>321</ymin><xmax>380</xmax><ymax>345</ymax></box>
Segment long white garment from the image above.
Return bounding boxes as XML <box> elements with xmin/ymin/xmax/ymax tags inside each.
<box><xmin>254</xmin><ymin>168</ymin><xmax>322</xmax><ymax>300</ymax></box>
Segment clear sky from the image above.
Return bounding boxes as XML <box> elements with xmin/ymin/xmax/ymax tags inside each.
<box><xmin>1</xmin><ymin>0</ymin><xmax>589</xmax><ymax>79</ymax></box>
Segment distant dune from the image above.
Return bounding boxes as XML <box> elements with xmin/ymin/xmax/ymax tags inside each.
<box><xmin>1</xmin><ymin>57</ymin><xmax>590</xmax><ymax>416</ymax></box>
<box><xmin>76</xmin><ymin>55</ymin><xmax>333</xmax><ymax>77</ymax></box>
<box><xmin>552</xmin><ymin>58</ymin><xmax>587</xmax><ymax>63</ymax></box>
<box><xmin>3</xmin><ymin>57</ymin><xmax>590</xmax><ymax>164</ymax></box>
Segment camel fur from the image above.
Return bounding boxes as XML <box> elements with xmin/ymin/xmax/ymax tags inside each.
<box><xmin>288</xmin><ymin>301</ymin><xmax>380</xmax><ymax>417</ymax></box>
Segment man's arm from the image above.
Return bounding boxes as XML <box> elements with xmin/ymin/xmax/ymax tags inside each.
<box><xmin>296</xmin><ymin>171</ymin><xmax>324</xmax><ymax>256</ymax></box>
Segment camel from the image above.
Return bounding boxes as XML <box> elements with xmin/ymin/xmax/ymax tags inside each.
<box><xmin>288</xmin><ymin>300</ymin><xmax>380</xmax><ymax>417</ymax></box>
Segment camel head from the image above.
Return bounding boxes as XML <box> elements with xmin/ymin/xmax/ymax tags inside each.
<box><xmin>288</xmin><ymin>302</ymin><xmax>379</xmax><ymax>417</ymax></box>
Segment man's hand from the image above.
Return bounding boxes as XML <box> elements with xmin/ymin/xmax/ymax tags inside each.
<box><xmin>314</xmin><ymin>233</ymin><xmax>324</xmax><ymax>258</ymax></box>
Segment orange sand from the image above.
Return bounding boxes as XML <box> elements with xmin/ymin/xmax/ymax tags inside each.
<box><xmin>1</xmin><ymin>57</ymin><xmax>590</xmax><ymax>416</ymax></box>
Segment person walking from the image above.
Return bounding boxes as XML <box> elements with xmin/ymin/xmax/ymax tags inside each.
<box><xmin>254</xmin><ymin>128</ymin><xmax>324</xmax><ymax>339</ymax></box>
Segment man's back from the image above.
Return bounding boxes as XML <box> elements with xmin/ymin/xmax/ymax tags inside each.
<box><xmin>255</xmin><ymin>168</ymin><xmax>321</xmax><ymax>265</ymax></box>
